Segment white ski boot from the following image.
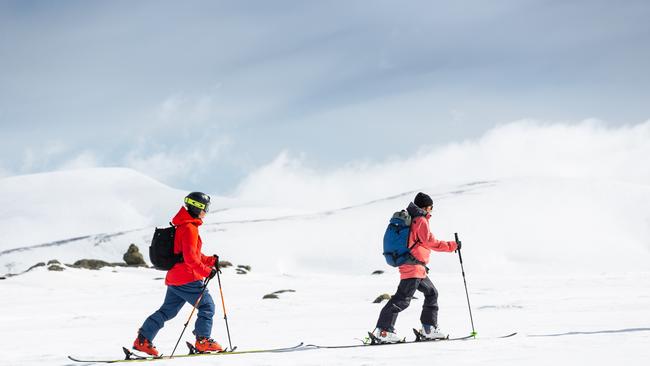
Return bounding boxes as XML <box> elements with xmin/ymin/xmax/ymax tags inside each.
<box><xmin>371</xmin><ymin>328</ymin><xmax>404</xmax><ymax>344</ymax></box>
<box><xmin>418</xmin><ymin>326</ymin><xmax>448</xmax><ymax>340</ymax></box>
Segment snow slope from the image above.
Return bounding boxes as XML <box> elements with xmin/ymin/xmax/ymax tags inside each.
<box><xmin>1</xmin><ymin>170</ymin><xmax>649</xmax><ymax>275</ymax></box>
<box><xmin>2</xmin><ymin>263</ymin><xmax>649</xmax><ymax>366</ymax></box>
<box><xmin>0</xmin><ymin>168</ymin><xmax>184</xmax><ymax>249</ymax></box>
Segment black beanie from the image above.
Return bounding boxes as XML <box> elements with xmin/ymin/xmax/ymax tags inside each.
<box><xmin>414</xmin><ymin>192</ymin><xmax>433</xmax><ymax>208</ymax></box>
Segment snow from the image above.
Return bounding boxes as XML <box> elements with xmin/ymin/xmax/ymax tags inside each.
<box><xmin>2</xmin><ymin>266</ymin><xmax>649</xmax><ymax>365</ymax></box>
<box><xmin>1</xmin><ymin>139</ymin><xmax>650</xmax><ymax>365</ymax></box>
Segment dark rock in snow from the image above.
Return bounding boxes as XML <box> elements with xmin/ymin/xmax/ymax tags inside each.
<box><xmin>372</xmin><ymin>270</ymin><xmax>384</xmax><ymax>275</ymax></box>
<box><xmin>263</xmin><ymin>289</ymin><xmax>296</xmax><ymax>299</ymax></box>
<box><xmin>235</xmin><ymin>264</ymin><xmax>251</xmax><ymax>275</ymax></box>
<box><xmin>123</xmin><ymin>244</ymin><xmax>146</xmax><ymax>266</ymax></box>
<box><xmin>48</xmin><ymin>259</ymin><xmax>61</xmax><ymax>265</ymax></box>
<box><xmin>48</xmin><ymin>264</ymin><xmax>65</xmax><ymax>271</ymax></box>
<box><xmin>373</xmin><ymin>293</ymin><xmax>392</xmax><ymax>303</ymax></box>
<box><xmin>26</xmin><ymin>262</ymin><xmax>46</xmax><ymax>272</ymax></box>
<box><xmin>72</xmin><ymin>259</ymin><xmax>112</xmax><ymax>270</ymax></box>
<box><xmin>273</xmin><ymin>289</ymin><xmax>296</xmax><ymax>294</ymax></box>
<box><xmin>217</xmin><ymin>260</ymin><xmax>232</xmax><ymax>269</ymax></box>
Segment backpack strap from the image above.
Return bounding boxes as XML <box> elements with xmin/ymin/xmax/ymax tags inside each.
<box><xmin>407</xmin><ymin>221</ymin><xmax>427</xmax><ymax>267</ymax></box>
<box><xmin>169</xmin><ymin>222</ymin><xmax>183</xmax><ymax>261</ymax></box>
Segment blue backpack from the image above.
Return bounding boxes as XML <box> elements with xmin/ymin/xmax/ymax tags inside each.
<box><xmin>382</xmin><ymin>210</ymin><xmax>425</xmax><ymax>267</ymax></box>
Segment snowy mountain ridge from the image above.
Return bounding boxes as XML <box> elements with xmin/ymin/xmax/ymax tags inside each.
<box><xmin>1</xmin><ymin>167</ymin><xmax>648</xmax><ymax>276</ymax></box>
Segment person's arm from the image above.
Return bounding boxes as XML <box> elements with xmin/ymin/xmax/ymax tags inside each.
<box><xmin>413</xmin><ymin>218</ymin><xmax>458</xmax><ymax>252</ymax></box>
<box><xmin>180</xmin><ymin>226</ymin><xmax>213</xmax><ymax>277</ymax></box>
<box><xmin>200</xmin><ymin>252</ymin><xmax>217</xmax><ymax>267</ymax></box>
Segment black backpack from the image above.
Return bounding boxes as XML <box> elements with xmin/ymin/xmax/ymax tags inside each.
<box><xmin>149</xmin><ymin>224</ymin><xmax>184</xmax><ymax>270</ymax></box>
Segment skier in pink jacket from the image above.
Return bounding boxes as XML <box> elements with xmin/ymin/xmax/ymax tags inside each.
<box><xmin>373</xmin><ymin>192</ymin><xmax>460</xmax><ymax>343</ymax></box>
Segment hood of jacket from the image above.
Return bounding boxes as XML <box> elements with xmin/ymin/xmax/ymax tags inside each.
<box><xmin>406</xmin><ymin>202</ymin><xmax>429</xmax><ymax>219</ymax></box>
<box><xmin>171</xmin><ymin>206</ymin><xmax>203</xmax><ymax>227</ymax></box>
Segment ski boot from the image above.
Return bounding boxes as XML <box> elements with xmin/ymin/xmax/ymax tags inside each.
<box><xmin>195</xmin><ymin>336</ymin><xmax>223</xmax><ymax>353</ymax></box>
<box><xmin>416</xmin><ymin>325</ymin><xmax>448</xmax><ymax>341</ymax></box>
<box><xmin>132</xmin><ymin>334</ymin><xmax>159</xmax><ymax>357</ymax></box>
<box><xmin>370</xmin><ymin>328</ymin><xmax>404</xmax><ymax>344</ymax></box>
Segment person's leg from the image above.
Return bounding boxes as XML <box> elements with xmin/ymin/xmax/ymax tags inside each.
<box><xmin>418</xmin><ymin>276</ymin><xmax>439</xmax><ymax>329</ymax></box>
<box><xmin>193</xmin><ymin>290</ymin><xmax>215</xmax><ymax>338</ymax></box>
<box><xmin>167</xmin><ymin>281</ymin><xmax>214</xmax><ymax>338</ymax></box>
<box><xmin>139</xmin><ymin>287</ymin><xmax>186</xmax><ymax>341</ymax></box>
<box><xmin>376</xmin><ymin>278</ymin><xmax>420</xmax><ymax>332</ymax></box>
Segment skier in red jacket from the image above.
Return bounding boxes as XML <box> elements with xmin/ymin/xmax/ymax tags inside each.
<box><xmin>133</xmin><ymin>192</ymin><xmax>222</xmax><ymax>356</ymax></box>
<box><xmin>373</xmin><ymin>192</ymin><xmax>460</xmax><ymax>343</ymax></box>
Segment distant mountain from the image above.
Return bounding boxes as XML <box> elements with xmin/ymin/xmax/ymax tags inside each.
<box><xmin>1</xmin><ymin>168</ymin><xmax>649</xmax><ymax>276</ymax></box>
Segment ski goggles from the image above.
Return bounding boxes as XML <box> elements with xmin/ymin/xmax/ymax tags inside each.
<box><xmin>185</xmin><ymin>197</ymin><xmax>210</xmax><ymax>212</ymax></box>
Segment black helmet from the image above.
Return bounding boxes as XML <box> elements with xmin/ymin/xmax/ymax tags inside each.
<box><xmin>184</xmin><ymin>192</ymin><xmax>211</xmax><ymax>218</ymax></box>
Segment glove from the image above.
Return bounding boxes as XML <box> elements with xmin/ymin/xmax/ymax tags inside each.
<box><xmin>208</xmin><ymin>267</ymin><xmax>218</xmax><ymax>280</ymax></box>
<box><xmin>212</xmin><ymin>254</ymin><xmax>222</xmax><ymax>272</ymax></box>
<box><xmin>454</xmin><ymin>240</ymin><xmax>462</xmax><ymax>252</ymax></box>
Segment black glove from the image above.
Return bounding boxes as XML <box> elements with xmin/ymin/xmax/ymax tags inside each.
<box><xmin>213</xmin><ymin>254</ymin><xmax>223</xmax><ymax>272</ymax></box>
<box><xmin>455</xmin><ymin>240</ymin><xmax>462</xmax><ymax>252</ymax></box>
<box><xmin>208</xmin><ymin>267</ymin><xmax>218</xmax><ymax>280</ymax></box>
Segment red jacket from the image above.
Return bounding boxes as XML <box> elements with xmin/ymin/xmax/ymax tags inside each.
<box><xmin>399</xmin><ymin>203</ymin><xmax>457</xmax><ymax>279</ymax></box>
<box><xmin>165</xmin><ymin>207</ymin><xmax>217</xmax><ymax>286</ymax></box>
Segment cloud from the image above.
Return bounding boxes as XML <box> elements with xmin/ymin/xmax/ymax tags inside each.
<box><xmin>123</xmin><ymin>136</ymin><xmax>231</xmax><ymax>188</ymax></box>
<box><xmin>234</xmin><ymin>119</ymin><xmax>650</xmax><ymax>209</ymax></box>
<box><xmin>15</xmin><ymin>143</ymin><xmax>100</xmax><ymax>175</ymax></box>
<box><xmin>153</xmin><ymin>93</ymin><xmax>218</xmax><ymax>128</ymax></box>
<box><xmin>20</xmin><ymin>141</ymin><xmax>67</xmax><ymax>172</ymax></box>
<box><xmin>2</xmin><ymin>1</ymin><xmax>649</xmax><ymax>194</ymax></box>
<box><xmin>0</xmin><ymin>164</ymin><xmax>10</xmax><ymax>179</ymax></box>
<box><xmin>57</xmin><ymin>151</ymin><xmax>100</xmax><ymax>170</ymax></box>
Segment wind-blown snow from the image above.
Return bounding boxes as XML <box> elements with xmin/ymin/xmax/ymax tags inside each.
<box><xmin>234</xmin><ymin>120</ymin><xmax>650</xmax><ymax>209</ymax></box>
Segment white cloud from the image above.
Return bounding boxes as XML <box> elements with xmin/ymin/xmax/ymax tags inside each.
<box><xmin>0</xmin><ymin>164</ymin><xmax>10</xmax><ymax>178</ymax></box>
<box><xmin>155</xmin><ymin>93</ymin><xmax>215</xmax><ymax>126</ymax></box>
<box><xmin>235</xmin><ymin>119</ymin><xmax>650</xmax><ymax>209</ymax></box>
<box><xmin>57</xmin><ymin>151</ymin><xmax>100</xmax><ymax>170</ymax></box>
<box><xmin>20</xmin><ymin>141</ymin><xmax>67</xmax><ymax>172</ymax></box>
<box><xmin>123</xmin><ymin>136</ymin><xmax>231</xmax><ymax>188</ymax></box>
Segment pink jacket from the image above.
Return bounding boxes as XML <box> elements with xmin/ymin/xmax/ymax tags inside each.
<box><xmin>399</xmin><ymin>204</ymin><xmax>457</xmax><ymax>279</ymax></box>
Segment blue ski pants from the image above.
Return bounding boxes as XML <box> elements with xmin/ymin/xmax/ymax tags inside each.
<box><xmin>139</xmin><ymin>280</ymin><xmax>215</xmax><ymax>341</ymax></box>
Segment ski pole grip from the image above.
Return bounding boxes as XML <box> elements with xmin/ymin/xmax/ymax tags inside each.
<box><xmin>455</xmin><ymin>232</ymin><xmax>460</xmax><ymax>246</ymax></box>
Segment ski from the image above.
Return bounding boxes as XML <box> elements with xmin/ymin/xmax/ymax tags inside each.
<box><xmin>67</xmin><ymin>333</ymin><xmax>518</xmax><ymax>362</ymax></box>
<box><xmin>303</xmin><ymin>331</ymin><xmax>473</xmax><ymax>350</ymax></box>
<box><xmin>67</xmin><ymin>342</ymin><xmax>305</xmax><ymax>363</ymax></box>
<box><xmin>303</xmin><ymin>330</ymin><xmax>518</xmax><ymax>350</ymax></box>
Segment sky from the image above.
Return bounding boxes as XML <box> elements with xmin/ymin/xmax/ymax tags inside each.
<box><xmin>1</xmin><ymin>0</ymin><xmax>649</xmax><ymax>194</ymax></box>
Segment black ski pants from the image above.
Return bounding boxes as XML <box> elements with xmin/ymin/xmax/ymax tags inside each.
<box><xmin>376</xmin><ymin>276</ymin><xmax>439</xmax><ymax>332</ymax></box>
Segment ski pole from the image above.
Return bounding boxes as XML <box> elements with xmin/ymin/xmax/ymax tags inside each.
<box><xmin>455</xmin><ymin>233</ymin><xmax>476</xmax><ymax>337</ymax></box>
<box><xmin>216</xmin><ymin>268</ymin><xmax>236</xmax><ymax>351</ymax></box>
<box><xmin>170</xmin><ymin>277</ymin><xmax>211</xmax><ymax>358</ymax></box>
